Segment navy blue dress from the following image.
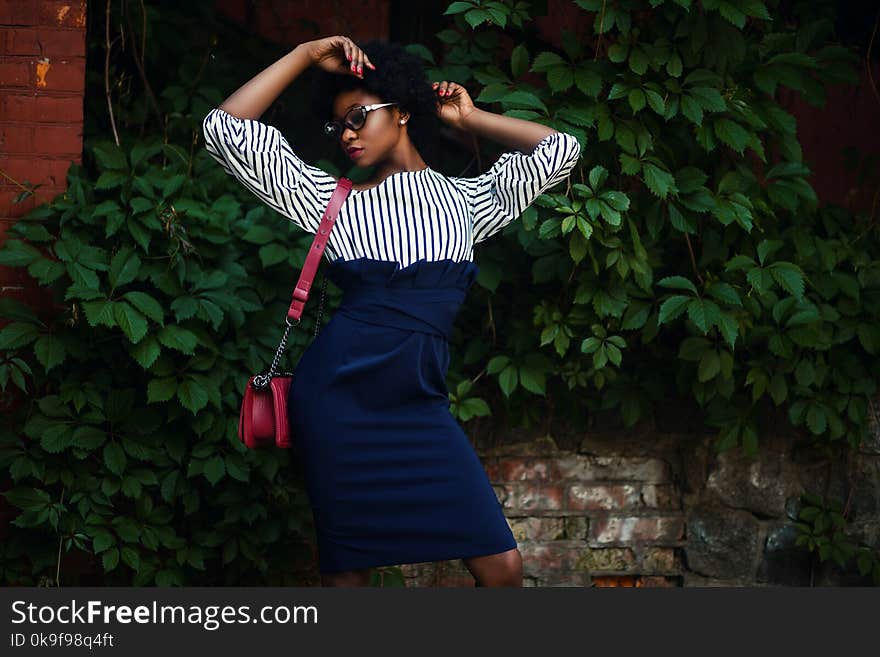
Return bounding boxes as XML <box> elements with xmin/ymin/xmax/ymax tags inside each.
<box><xmin>202</xmin><ymin>108</ymin><xmax>582</xmax><ymax>573</ymax></box>
<box><xmin>288</xmin><ymin>257</ymin><xmax>519</xmax><ymax>573</ymax></box>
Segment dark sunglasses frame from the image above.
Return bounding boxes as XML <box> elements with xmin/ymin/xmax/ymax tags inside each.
<box><xmin>323</xmin><ymin>102</ymin><xmax>399</xmax><ymax>138</ymax></box>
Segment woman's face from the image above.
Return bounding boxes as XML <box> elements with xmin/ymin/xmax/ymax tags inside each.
<box><xmin>330</xmin><ymin>89</ymin><xmax>405</xmax><ymax>167</ymax></box>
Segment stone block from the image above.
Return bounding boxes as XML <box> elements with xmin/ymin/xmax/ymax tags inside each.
<box><xmin>566</xmin><ymin>483</ymin><xmax>642</xmax><ymax>511</ymax></box>
<box><xmin>706</xmin><ymin>448</ymin><xmax>797</xmax><ymax>518</ymax></box>
<box><xmin>589</xmin><ymin>515</ymin><xmax>686</xmax><ymax>545</ymax></box>
<box><xmin>519</xmin><ymin>542</ymin><xmax>579</xmax><ymax>576</ymax></box>
<box><xmin>848</xmin><ymin>520</ymin><xmax>880</xmax><ymax>548</ymax></box>
<box><xmin>558</xmin><ymin>454</ymin><xmax>671</xmax><ymax>483</ymax></box>
<box><xmin>639</xmin><ymin>576</ymin><xmax>680</xmax><ymax>587</ymax></box>
<box><xmin>639</xmin><ymin>547</ymin><xmax>679</xmax><ymax>573</ymax></box>
<box><xmin>499</xmin><ymin>457</ymin><xmax>560</xmax><ymax>481</ymax></box>
<box><xmin>502</xmin><ymin>482</ymin><xmax>564</xmax><ymax>512</ymax></box>
<box><xmin>640</xmin><ymin>483</ymin><xmax>681</xmax><ymax>509</ymax></box>
<box><xmin>573</xmin><ymin>547</ymin><xmax>636</xmax><ymax>573</ymax></box>
<box><xmin>563</xmin><ymin>516</ymin><xmax>590</xmax><ymax>540</ymax></box>
<box><xmin>491</xmin><ymin>484</ymin><xmax>507</xmax><ymax>505</ymax></box>
<box><xmin>509</xmin><ymin>516</ymin><xmax>566</xmax><ymax>542</ymax></box>
<box><xmin>535</xmin><ymin>572</ymin><xmax>592</xmax><ymax>587</ymax></box>
<box><xmin>864</xmin><ymin>394</ymin><xmax>880</xmax><ymax>454</ymax></box>
<box><xmin>755</xmin><ymin>521</ymin><xmax>812</xmax><ymax>586</ymax></box>
<box><xmin>847</xmin><ymin>454</ymin><xmax>880</xmax><ymax>517</ymax></box>
<box><xmin>684</xmin><ymin>506</ymin><xmax>760</xmax><ymax>580</ymax></box>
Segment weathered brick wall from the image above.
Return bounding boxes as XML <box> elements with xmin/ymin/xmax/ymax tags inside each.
<box><xmin>214</xmin><ymin>0</ymin><xmax>390</xmax><ymax>46</ymax></box>
<box><xmin>0</xmin><ymin>0</ymin><xmax>86</xmax><ymax>307</ymax></box>
<box><xmin>402</xmin><ymin>414</ymin><xmax>880</xmax><ymax>587</ymax></box>
<box><xmin>491</xmin><ymin>446</ymin><xmax>684</xmax><ymax>587</ymax></box>
<box><xmin>0</xmin><ymin>0</ymin><xmax>87</xmax><ymax>543</ymax></box>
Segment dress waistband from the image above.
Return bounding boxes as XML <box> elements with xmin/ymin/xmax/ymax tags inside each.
<box><xmin>335</xmin><ymin>285</ymin><xmax>467</xmax><ymax>340</ymax></box>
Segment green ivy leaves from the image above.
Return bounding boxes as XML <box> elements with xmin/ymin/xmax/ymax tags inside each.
<box><xmin>0</xmin><ymin>0</ymin><xmax>876</xmax><ymax>588</ymax></box>
<box><xmin>443</xmin><ymin>0</ymin><xmax>523</xmax><ymax>30</ymax></box>
<box><xmin>657</xmin><ymin>275</ymin><xmax>740</xmax><ymax>349</ymax></box>
<box><xmin>581</xmin><ymin>165</ymin><xmax>631</xmax><ymax>227</ymax></box>
<box><xmin>448</xmin><ymin>378</ymin><xmax>491</xmax><ymax>421</ymax></box>
<box><xmin>487</xmin><ymin>354</ymin><xmax>551</xmax><ymax>397</ymax></box>
<box><xmin>581</xmin><ymin>324</ymin><xmax>627</xmax><ymax>370</ymax></box>
<box><xmin>794</xmin><ymin>492</ymin><xmax>880</xmax><ymax>581</ymax></box>
<box><xmin>725</xmin><ymin>243</ymin><xmax>807</xmax><ymax>300</ymax></box>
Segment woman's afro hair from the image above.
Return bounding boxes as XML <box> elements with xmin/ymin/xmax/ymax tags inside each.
<box><xmin>310</xmin><ymin>39</ymin><xmax>442</xmax><ymax>166</ymax></box>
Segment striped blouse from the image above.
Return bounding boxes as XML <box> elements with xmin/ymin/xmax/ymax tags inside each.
<box><xmin>201</xmin><ymin>107</ymin><xmax>581</xmax><ymax>268</ymax></box>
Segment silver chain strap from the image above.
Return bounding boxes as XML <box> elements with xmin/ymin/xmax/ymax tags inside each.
<box><xmin>251</xmin><ymin>274</ymin><xmax>329</xmax><ymax>390</ymax></box>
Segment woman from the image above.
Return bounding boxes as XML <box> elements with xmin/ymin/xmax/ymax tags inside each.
<box><xmin>202</xmin><ymin>35</ymin><xmax>581</xmax><ymax>587</ymax></box>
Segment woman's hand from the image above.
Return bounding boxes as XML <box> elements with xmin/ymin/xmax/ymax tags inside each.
<box><xmin>307</xmin><ymin>35</ymin><xmax>376</xmax><ymax>79</ymax></box>
<box><xmin>432</xmin><ymin>80</ymin><xmax>476</xmax><ymax>129</ymax></box>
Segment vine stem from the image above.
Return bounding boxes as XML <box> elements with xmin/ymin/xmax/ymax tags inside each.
<box><xmin>470</xmin><ymin>365</ymin><xmax>488</xmax><ymax>385</ymax></box>
<box><xmin>852</xmin><ymin>186</ymin><xmax>879</xmax><ymax>243</ymax></box>
<box><xmin>55</xmin><ymin>487</ymin><xmax>65</xmax><ymax>587</ymax></box>
<box><xmin>684</xmin><ymin>232</ymin><xmax>704</xmax><ymax>285</ymax></box>
<box><xmin>105</xmin><ymin>0</ymin><xmax>120</xmax><ymax>146</ymax></box>
<box><xmin>0</xmin><ymin>167</ymin><xmax>36</xmax><ymax>192</ymax></box>
<box><xmin>486</xmin><ymin>297</ymin><xmax>496</xmax><ymax>345</ymax></box>
<box><xmin>123</xmin><ymin>0</ymin><xmax>163</xmax><ymax>130</ymax></box>
<box><xmin>594</xmin><ymin>1</ymin><xmax>607</xmax><ymax>60</ymax></box>
<box><xmin>866</xmin><ymin>9</ymin><xmax>879</xmax><ymax>110</ymax></box>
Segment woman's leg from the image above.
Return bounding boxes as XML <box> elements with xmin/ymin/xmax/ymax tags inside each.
<box><xmin>462</xmin><ymin>548</ymin><xmax>523</xmax><ymax>587</ymax></box>
<box><xmin>320</xmin><ymin>568</ymin><xmax>373</xmax><ymax>587</ymax></box>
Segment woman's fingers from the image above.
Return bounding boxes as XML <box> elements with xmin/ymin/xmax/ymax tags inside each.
<box><xmin>339</xmin><ymin>37</ymin><xmax>357</xmax><ymax>76</ymax></box>
<box><xmin>336</xmin><ymin>37</ymin><xmax>376</xmax><ymax>77</ymax></box>
<box><xmin>432</xmin><ymin>81</ymin><xmax>454</xmax><ymax>97</ymax></box>
<box><xmin>351</xmin><ymin>48</ymin><xmax>363</xmax><ymax>77</ymax></box>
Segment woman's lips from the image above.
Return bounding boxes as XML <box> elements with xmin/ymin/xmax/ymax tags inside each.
<box><xmin>347</xmin><ymin>148</ymin><xmax>364</xmax><ymax>159</ymax></box>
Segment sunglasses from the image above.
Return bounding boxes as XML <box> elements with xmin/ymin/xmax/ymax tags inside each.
<box><xmin>323</xmin><ymin>102</ymin><xmax>399</xmax><ymax>138</ymax></box>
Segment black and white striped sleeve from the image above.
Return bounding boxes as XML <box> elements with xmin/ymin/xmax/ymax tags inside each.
<box><xmin>459</xmin><ymin>131</ymin><xmax>581</xmax><ymax>244</ymax></box>
<box><xmin>201</xmin><ymin>107</ymin><xmax>335</xmax><ymax>234</ymax></box>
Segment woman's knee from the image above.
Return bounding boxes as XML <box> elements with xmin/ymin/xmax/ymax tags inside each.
<box><xmin>465</xmin><ymin>547</ymin><xmax>523</xmax><ymax>587</ymax></box>
<box><xmin>499</xmin><ymin>549</ymin><xmax>523</xmax><ymax>584</ymax></box>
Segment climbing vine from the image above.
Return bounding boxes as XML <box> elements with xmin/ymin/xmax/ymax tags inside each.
<box><xmin>0</xmin><ymin>0</ymin><xmax>877</xmax><ymax>584</ymax></box>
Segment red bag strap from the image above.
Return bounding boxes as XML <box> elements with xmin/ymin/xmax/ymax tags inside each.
<box><xmin>287</xmin><ymin>177</ymin><xmax>352</xmax><ymax>322</ymax></box>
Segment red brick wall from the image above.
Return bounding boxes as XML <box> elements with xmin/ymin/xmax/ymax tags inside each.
<box><xmin>778</xmin><ymin>60</ymin><xmax>880</xmax><ymax>214</ymax></box>
<box><xmin>214</xmin><ymin>0</ymin><xmax>390</xmax><ymax>45</ymax></box>
<box><xmin>405</xmin><ymin>438</ymin><xmax>685</xmax><ymax>587</ymax></box>
<box><xmin>401</xmin><ymin>424</ymin><xmax>879</xmax><ymax>587</ymax></box>
<box><xmin>0</xmin><ymin>0</ymin><xmax>86</xmax><ymax>303</ymax></box>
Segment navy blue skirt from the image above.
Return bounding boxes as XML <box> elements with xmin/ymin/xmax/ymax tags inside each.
<box><xmin>288</xmin><ymin>257</ymin><xmax>517</xmax><ymax>574</ymax></box>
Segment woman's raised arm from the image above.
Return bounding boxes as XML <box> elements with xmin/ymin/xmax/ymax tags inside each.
<box><xmin>219</xmin><ymin>36</ymin><xmax>376</xmax><ymax>120</ymax></box>
<box><xmin>203</xmin><ymin>37</ymin><xmax>373</xmax><ymax>235</ymax></box>
<box><xmin>218</xmin><ymin>44</ymin><xmax>313</xmax><ymax>120</ymax></box>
